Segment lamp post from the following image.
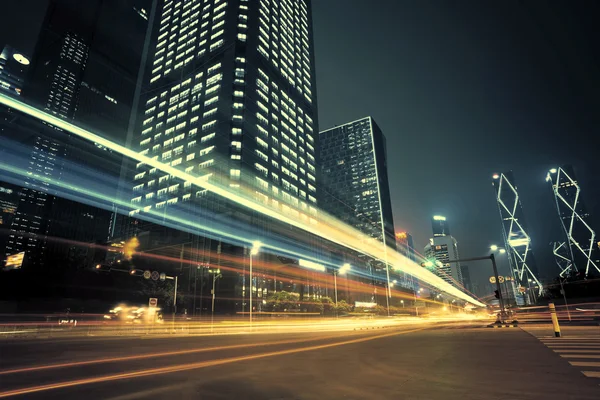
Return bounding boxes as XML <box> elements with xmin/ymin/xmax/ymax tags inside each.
<box><xmin>414</xmin><ymin>288</ymin><xmax>423</xmax><ymax>317</ymax></box>
<box><xmin>249</xmin><ymin>241</ymin><xmax>262</xmax><ymax>325</ymax></box>
<box><xmin>334</xmin><ymin>263</ymin><xmax>351</xmax><ymax>308</ymax></box>
<box><xmin>209</xmin><ymin>268</ymin><xmax>222</xmax><ymax>332</ymax></box>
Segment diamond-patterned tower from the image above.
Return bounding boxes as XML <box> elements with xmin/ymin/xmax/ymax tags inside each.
<box><xmin>546</xmin><ymin>165</ymin><xmax>599</xmax><ymax>277</ymax></box>
<box><xmin>492</xmin><ymin>171</ymin><xmax>543</xmax><ymax>295</ymax></box>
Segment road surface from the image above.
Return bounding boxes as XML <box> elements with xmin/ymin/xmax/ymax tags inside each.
<box><xmin>1</xmin><ymin>322</ymin><xmax>599</xmax><ymax>399</ymax></box>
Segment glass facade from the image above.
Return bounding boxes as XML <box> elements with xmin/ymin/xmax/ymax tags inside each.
<box><xmin>319</xmin><ymin>117</ymin><xmax>395</xmax><ymax>250</ymax></box>
<box><xmin>132</xmin><ymin>0</ymin><xmax>318</xmax><ymax>225</ymax></box>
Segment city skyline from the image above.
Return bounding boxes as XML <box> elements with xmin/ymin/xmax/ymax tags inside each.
<box><xmin>1</xmin><ymin>0</ymin><xmax>599</xmax><ymax>294</ymax></box>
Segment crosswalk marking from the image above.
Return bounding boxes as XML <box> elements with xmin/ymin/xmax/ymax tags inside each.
<box><xmin>534</xmin><ymin>334</ymin><xmax>600</xmax><ymax>384</ymax></box>
<box><xmin>555</xmin><ymin>350</ymin><xmax>600</xmax><ymax>353</ymax></box>
<box><xmin>560</xmin><ymin>355</ymin><xmax>600</xmax><ymax>359</ymax></box>
<box><xmin>569</xmin><ymin>361</ymin><xmax>600</xmax><ymax>367</ymax></box>
<box><xmin>582</xmin><ymin>371</ymin><xmax>600</xmax><ymax>378</ymax></box>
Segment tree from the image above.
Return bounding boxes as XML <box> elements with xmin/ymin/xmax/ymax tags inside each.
<box><xmin>264</xmin><ymin>291</ymin><xmax>300</xmax><ymax>312</ymax></box>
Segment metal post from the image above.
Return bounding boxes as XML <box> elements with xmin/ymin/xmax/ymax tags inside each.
<box><xmin>414</xmin><ymin>291</ymin><xmax>419</xmax><ymax>317</ymax></box>
<box><xmin>559</xmin><ymin>278</ymin><xmax>572</xmax><ymax>322</ymax></box>
<box><xmin>211</xmin><ymin>273</ymin><xmax>216</xmax><ymax>333</ymax></box>
<box><xmin>333</xmin><ymin>272</ymin><xmax>338</xmax><ymax>306</ymax></box>
<box><xmin>249</xmin><ymin>252</ymin><xmax>253</xmax><ymax>326</ymax></box>
<box><xmin>490</xmin><ymin>254</ymin><xmax>506</xmax><ymax>321</ymax></box>
<box><xmin>385</xmin><ymin>282</ymin><xmax>390</xmax><ymax>316</ymax></box>
<box><xmin>172</xmin><ymin>275</ymin><xmax>178</xmax><ymax>332</ymax></box>
<box><xmin>549</xmin><ymin>302</ymin><xmax>561</xmax><ymax>337</ymax></box>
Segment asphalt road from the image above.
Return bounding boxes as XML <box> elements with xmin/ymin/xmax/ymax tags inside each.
<box><xmin>1</xmin><ymin>323</ymin><xmax>599</xmax><ymax>399</ymax></box>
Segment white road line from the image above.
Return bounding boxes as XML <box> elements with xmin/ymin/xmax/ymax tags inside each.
<box><xmin>547</xmin><ymin>346</ymin><xmax>600</xmax><ymax>349</ymax></box>
<box><xmin>560</xmin><ymin>354</ymin><xmax>600</xmax><ymax>359</ymax></box>
<box><xmin>582</xmin><ymin>371</ymin><xmax>600</xmax><ymax>378</ymax></box>
<box><xmin>569</xmin><ymin>361</ymin><xmax>600</xmax><ymax>367</ymax></box>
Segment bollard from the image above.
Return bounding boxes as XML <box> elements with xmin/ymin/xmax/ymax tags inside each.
<box><xmin>549</xmin><ymin>302</ymin><xmax>561</xmax><ymax>337</ymax></box>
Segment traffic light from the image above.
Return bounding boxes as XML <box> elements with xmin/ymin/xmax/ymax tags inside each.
<box><xmin>494</xmin><ymin>290</ymin><xmax>500</xmax><ymax>299</ymax></box>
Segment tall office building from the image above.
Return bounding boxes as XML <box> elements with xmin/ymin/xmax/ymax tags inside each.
<box><xmin>132</xmin><ymin>0</ymin><xmax>318</xmax><ymax>223</ymax></box>
<box><xmin>424</xmin><ymin>216</ymin><xmax>463</xmax><ymax>288</ymax></box>
<box><xmin>127</xmin><ymin>0</ymin><xmax>319</xmax><ymax>314</ymax></box>
<box><xmin>319</xmin><ymin>117</ymin><xmax>396</xmax><ymax>250</ymax></box>
<box><xmin>0</xmin><ymin>46</ymin><xmax>30</xmax><ymax>97</ymax></box>
<box><xmin>319</xmin><ymin>117</ymin><xmax>396</xmax><ymax>297</ymax></box>
<box><xmin>546</xmin><ymin>165</ymin><xmax>599</xmax><ymax>277</ymax></box>
<box><xmin>432</xmin><ymin>215</ymin><xmax>450</xmax><ymax>237</ymax></box>
<box><xmin>2</xmin><ymin>0</ymin><xmax>153</xmax><ymax>268</ymax></box>
<box><xmin>492</xmin><ymin>171</ymin><xmax>542</xmax><ymax>294</ymax></box>
<box><xmin>24</xmin><ymin>0</ymin><xmax>153</xmax><ymax>142</ymax></box>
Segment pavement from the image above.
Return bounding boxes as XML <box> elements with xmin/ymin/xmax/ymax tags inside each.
<box><xmin>1</xmin><ymin>321</ymin><xmax>599</xmax><ymax>399</ymax></box>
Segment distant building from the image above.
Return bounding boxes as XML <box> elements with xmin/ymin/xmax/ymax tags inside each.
<box><xmin>395</xmin><ymin>232</ymin><xmax>415</xmax><ymax>261</ymax></box>
<box><xmin>320</xmin><ymin>117</ymin><xmax>396</xmax><ymax>250</ymax></box>
<box><xmin>460</xmin><ymin>265</ymin><xmax>472</xmax><ymax>293</ymax></box>
<box><xmin>320</xmin><ymin>117</ymin><xmax>397</xmax><ymax>295</ymax></box>
<box><xmin>492</xmin><ymin>171</ymin><xmax>542</xmax><ymax>296</ymax></box>
<box><xmin>432</xmin><ymin>215</ymin><xmax>450</xmax><ymax>237</ymax></box>
<box><xmin>547</xmin><ymin>165</ymin><xmax>599</xmax><ymax>277</ymax></box>
<box><xmin>0</xmin><ymin>45</ymin><xmax>30</xmax><ymax>97</ymax></box>
<box><xmin>424</xmin><ymin>235</ymin><xmax>463</xmax><ymax>288</ymax></box>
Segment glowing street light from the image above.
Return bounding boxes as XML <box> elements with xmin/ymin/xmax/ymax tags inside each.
<box><xmin>333</xmin><ymin>263</ymin><xmax>351</xmax><ymax>308</ymax></box>
<box><xmin>249</xmin><ymin>241</ymin><xmax>262</xmax><ymax>325</ymax></box>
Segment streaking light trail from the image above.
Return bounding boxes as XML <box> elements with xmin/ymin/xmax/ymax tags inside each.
<box><xmin>0</xmin><ymin>93</ymin><xmax>484</xmax><ymax>306</ymax></box>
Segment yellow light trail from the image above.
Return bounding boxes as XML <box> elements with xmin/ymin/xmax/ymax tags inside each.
<box><xmin>0</xmin><ymin>93</ymin><xmax>484</xmax><ymax>306</ymax></box>
<box><xmin>0</xmin><ymin>328</ymin><xmax>425</xmax><ymax>398</ymax></box>
<box><xmin>0</xmin><ymin>333</ymin><xmax>346</xmax><ymax>376</ymax></box>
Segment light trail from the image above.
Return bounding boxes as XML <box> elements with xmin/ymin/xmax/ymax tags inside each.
<box><xmin>0</xmin><ymin>93</ymin><xmax>484</xmax><ymax>306</ymax></box>
<box><xmin>0</xmin><ymin>327</ymin><xmax>425</xmax><ymax>398</ymax></box>
<box><xmin>0</xmin><ymin>333</ymin><xmax>347</xmax><ymax>376</ymax></box>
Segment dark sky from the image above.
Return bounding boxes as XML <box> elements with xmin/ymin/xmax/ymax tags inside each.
<box><xmin>2</xmin><ymin>0</ymin><xmax>599</xmax><ymax>291</ymax></box>
<box><xmin>312</xmin><ymin>0</ymin><xmax>600</xmax><ymax>287</ymax></box>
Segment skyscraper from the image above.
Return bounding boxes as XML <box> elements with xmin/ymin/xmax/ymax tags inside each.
<box><xmin>424</xmin><ymin>216</ymin><xmax>463</xmax><ymax>289</ymax></box>
<box><xmin>24</xmin><ymin>0</ymin><xmax>153</xmax><ymax>142</ymax></box>
<box><xmin>319</xmin><ymin>117</ymin><xmax>396</xmax><ymax>250</ymax></box>
<box><xmin>492</xmin><ymin>171</ymin><xmax>542</xmax><ymax>294</ymax></box>
<box><xmin>2</xmin><ymin>0</ymin><xmax>153</xmax><ymax>268</ymax></box>
<box><xmin>0</xmin><ymin>45</ymin><xmax>30</xmax><ymax>97</ymax></box>
<box><xmin>546</xmin><ymin>165</ymin><xmax>599</xmax><ymax>277</ymax></box>
<box><xmin>131</xmin><ymin>0</ymin><xmax>319</xmax><ymax>225</ymax></box>
<box><xmin>432</xmin><ymin>215</ymin><xmax>450</xmax><ymax>237</ymax></box>
<box><xmin>319</xmin><ymin>116</ymin><xmax>396</xmax><ymax>297</ymax></box>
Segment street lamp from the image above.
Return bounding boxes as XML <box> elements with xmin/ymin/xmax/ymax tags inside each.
<box><xmin>333</xmin><ymin>263</ymin><xmax>351</xmax><ymax>308</ymax></box>
<box><xmin>249</xmin><ymin>241</ymin><xmax>262</xmax><ymax>325</ymax></box>
<box><xmin>209</xmin><ymin>268</ymin><xmax>222</xmax><ymax>331</ymax></box>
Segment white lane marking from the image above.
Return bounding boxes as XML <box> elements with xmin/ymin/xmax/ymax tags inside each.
<box><xmin>569</xmin><ymin>361</ymin><xmax>600</xmax><ymax>367</ymax></box>
<box><xmin>581</xmin><ymin>371</ymin><xmax>600</xmax><ymax>378</ymax></box>
<box><xmin>554</xmin><ymin>350</ymin><xmax>600</xmax><ymax>353</ymax></box>
<box><xmin>560</xmin><ymin>354</ymin><xmax>600</xmax><ymax>359</ymax></box>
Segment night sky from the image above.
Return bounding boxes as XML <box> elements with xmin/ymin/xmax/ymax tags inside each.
<box><xmin>2</xmin><ymin>0</ymin><xmax>599</xmax><ymax>292</ymax></box>
<box><xmin>312</xmin><ymin>0</ymin><xmax>600</xmax><ymax>287</ymax></box>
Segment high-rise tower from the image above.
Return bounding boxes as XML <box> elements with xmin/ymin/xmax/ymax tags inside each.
<box><xmin>547</xmin><ymin>165</ymin><xmax>599</xmax><ymax>277</ymax></box>
<box><xmin>492</xmin><ymin>171</ymin><xmax>542</xmax><ymax>294</ymax></box>
<box><xmin>131</xmin><ymin>0</ymin><xmax>319</xmax><ymax>228</ymax></box>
